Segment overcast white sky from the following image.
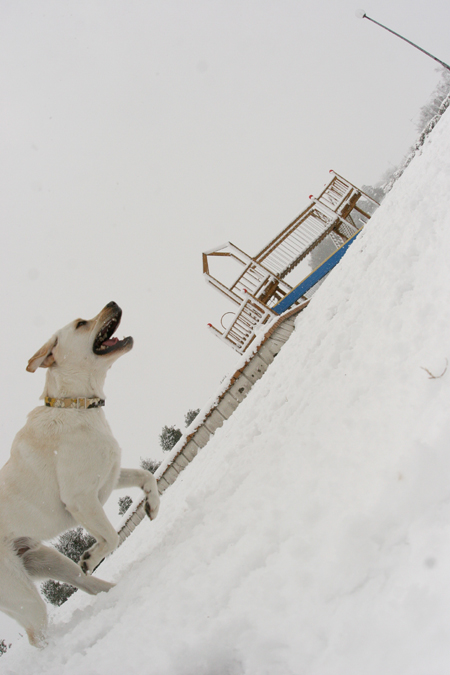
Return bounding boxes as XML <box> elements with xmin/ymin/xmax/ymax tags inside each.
<box><xmin>1</xmin><ymin>0</ymin><xmax>449</xmax><ymax>458</ymax></box>
<box><xmin>1</xmin><ymin>0</ymin><xmax>450</xmax><ymax>640</ymax></box>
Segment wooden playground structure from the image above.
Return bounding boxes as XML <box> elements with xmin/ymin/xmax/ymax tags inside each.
<box><xmin>203</xmin><ymin>171</ymin><xmax>379</xmax><ymax>353</ymax></box>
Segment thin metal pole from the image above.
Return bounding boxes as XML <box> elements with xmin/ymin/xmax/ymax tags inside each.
<box><xmin>358</xmin><ymin>11</ymin><xmax>450</xmax><ymax>72</ymax></box>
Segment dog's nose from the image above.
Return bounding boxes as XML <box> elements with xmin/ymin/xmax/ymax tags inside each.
<box><xmin>105</xmin><ymin>301</ymin><xmax>119</xmax><ymax>310</ymax></box>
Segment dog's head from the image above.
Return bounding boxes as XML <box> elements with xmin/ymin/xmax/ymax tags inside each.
<box><xmin>26</xmin><ymin>302</ymin><xmax>133</xmax><ymax>397</ymax></box>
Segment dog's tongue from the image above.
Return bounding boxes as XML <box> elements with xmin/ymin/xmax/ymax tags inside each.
<box><xmin>103</xmin><ymin>337</ymin><xmax>119</xmax><ymax>347</ymax></box>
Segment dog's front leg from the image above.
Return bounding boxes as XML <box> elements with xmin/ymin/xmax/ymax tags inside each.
<box><xmin>64</xmin><ymin>496</ymin><xmax>120</xmax><ymax>574</ymax></box>
<box><xmin>116</xmin><ymin>468</ymin><xmax>160</xmax><ymax>520</ymax></box>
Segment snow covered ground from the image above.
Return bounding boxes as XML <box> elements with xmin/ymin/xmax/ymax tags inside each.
<box><xmin>3</xmin><ymin>109</ymin><xmax>450</xmax><ymax>674</ymax></box>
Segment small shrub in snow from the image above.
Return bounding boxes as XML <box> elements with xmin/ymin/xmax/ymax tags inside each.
<box><xmin>55</xmin><ymin>527</ymin><xmax>96</xmax><ymax>563</ymax></box>
<box><xmin>184</xmin><ymin>408</ymin><xmax>200</xmax><ymax>427</ymax></box>
<box><xmin>384</xmin><ymin>68</ymin><xmax>450</xmax><ymax>193</ymax></box>
<box><xmin>0</xmin><ymin>639</ymin><xmax>11</xmax><ymax>656</ymax></box>
<box><xmin>159</xmin><ymin>425</ymin><xmax>182</xmax><ymax>452</ymax></box>
<box><xmin>118</xmin><ymin>495</ymin><xmax>133</xmax><ymax>516</ymax></box>
<box><xmin>140</xmin><ymin>457</ymin><xmax>161</xmax><ymax>473</ymax></box>
<box><xmin>41</xmin><ymin>579</ymin><xmax>78</xmax><ymax>607</ymax></box>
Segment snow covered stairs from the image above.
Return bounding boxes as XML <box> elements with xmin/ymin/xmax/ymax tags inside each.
<box><xmin>116</xmin><ymin>302</ymin><xmax>308</xmax><ymax>546</ymax></box>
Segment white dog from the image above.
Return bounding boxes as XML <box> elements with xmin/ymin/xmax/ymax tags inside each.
<box><xmin>0</xmin><ymin>302</ymin><xmax>160</xmax><ymax>647</ymax></box>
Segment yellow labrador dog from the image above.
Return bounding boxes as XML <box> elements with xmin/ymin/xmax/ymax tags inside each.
<box><xmin>0</xmin><ymin>302</ymin><xmax>160</xmax><ymax>647</ymax></box>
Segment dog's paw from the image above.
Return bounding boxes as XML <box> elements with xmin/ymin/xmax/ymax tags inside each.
<box><xmin>142</xmin><ymin>472</ymin><xmax>160</xmax><ymax>520</ymax></box>
<box><xmin>27</xmin><ymin>628</ymin><xmax>48</xmax><ymax>649</ymax></box>
<box><xmin>79</xmin><ymin>549</ymin><xmax>95</xmax><ymax>575</ymax></box>
<box><xmin>144</xmin><ymin>491</ymin><xmax>160</xmax><ymax>520</ymax></box>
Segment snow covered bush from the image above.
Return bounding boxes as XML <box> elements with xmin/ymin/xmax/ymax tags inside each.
<box><xmin>118</xmin><ymin>495</ymin><xmax>133</xmax><ymax>516</ymax></box>
<box><xmin>140</xmin><ymin>457</ymin><xmax>161</xmax><ymax>473</ymax></box>
<box><xmin>0</xmin><ymin>639</ymin><xmax>11</xmax><ymax>657</ymax></box>
<box><xmin>159</xmin><ymin>425</ymin><xmax>182</xmax><ymax>452</ymax></box>
<box><xmin>384</xmin><ymin>67</ymin><xmax>450</xmax><ymax>193</ymax></box>
<box><xmin>184</xmin><ymin>408</ymin><xmax>200</xmax><ymax>427</ymax></box>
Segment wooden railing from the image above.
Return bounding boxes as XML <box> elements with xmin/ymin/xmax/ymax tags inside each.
<box><xmin>316</xmin><ymin>171</ymin><xmax>378</xmax><ymax>220</ymax></box>
<box><xmin>207</xmin><ymin>294</ymin><xmax>275</xmax><ymax>353</ymax></box>
<box><xmin>254</xmin><ymin>203</ymin><xmax>349</xmax><ymax>279</ymax></box>
<box><xmin>202</xmin><ymin>242</ymin><xmax>293</xmax><ymax>308</ymax></box>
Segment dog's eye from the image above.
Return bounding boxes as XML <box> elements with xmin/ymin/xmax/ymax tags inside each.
<box><xmin>76</xmin><ymin>320</ymin><xmax>88</xmax><ymax>329</ymax></box>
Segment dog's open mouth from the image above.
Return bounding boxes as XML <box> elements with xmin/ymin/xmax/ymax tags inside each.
<box><xmin>93</xmin><ymin>307</ymin><xmax>133</xmax><ymax>355</ymax></box>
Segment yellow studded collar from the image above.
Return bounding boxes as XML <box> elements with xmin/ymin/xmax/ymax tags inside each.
<box><xmin>44</xmin><ymin>396</ymin><xmax>105</xmax><ymax>409</ymax></box>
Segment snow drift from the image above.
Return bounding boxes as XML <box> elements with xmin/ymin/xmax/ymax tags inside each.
<box><xmin>3</xmin><ymin>109</ymin><xmax>450</xmax><ymax>675</ymax></box>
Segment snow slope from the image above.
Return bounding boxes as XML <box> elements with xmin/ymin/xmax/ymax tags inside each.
<box><xmin>3</xmin><ymin>110</ymin><xmax>450</xmax><ymax>674</ymax></box>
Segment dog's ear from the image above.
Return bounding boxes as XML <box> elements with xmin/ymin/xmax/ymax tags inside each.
<box><xmin>26</xmin><ymin>336</ymin><xmax>58</xmax><ymax>373</ymax></box>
